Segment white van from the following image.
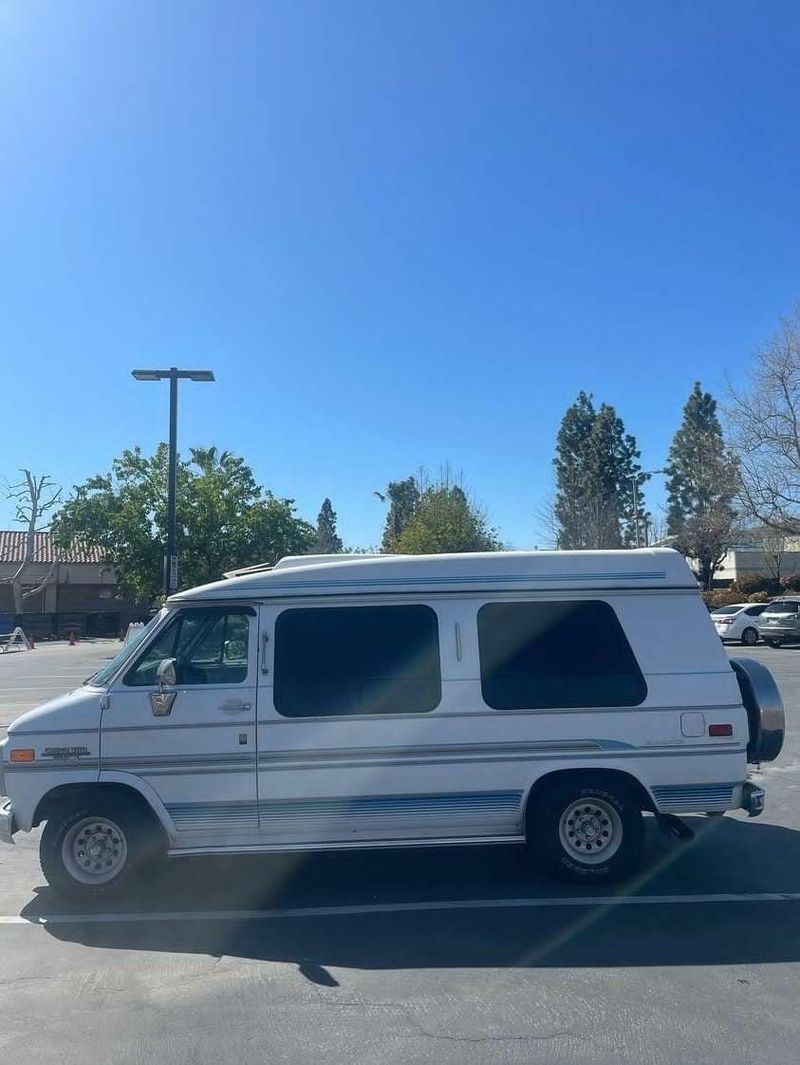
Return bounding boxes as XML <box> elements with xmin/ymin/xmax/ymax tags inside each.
<box><xmin>0</xmin><ymin>549</ymin><xmax>784</xmax><ymax>900</ymax></box>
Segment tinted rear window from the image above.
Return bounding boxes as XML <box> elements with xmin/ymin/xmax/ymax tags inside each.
<box><xmin>763</xmin><ymin>601</ymin><xmax>800</xmax><ymax>614</ymax></box>
<box><xmin>478</xmin><ymin>600</ymin><xmax>646</xmax><ymax>710</ymax></box>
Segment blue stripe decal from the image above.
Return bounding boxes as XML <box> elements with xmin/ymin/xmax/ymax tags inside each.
<box><xmin>652</xmin><ymin>783</ymin><xmax>736</xmax><ymax>811</ymax></box>
<box><xmin>168</xmin><ymin>805</ymin><xmax>259</xmax><ymax>831</ymax></box>
<box><xmin>166</xmin><ymin>790</ymin><xmax>524</xmax><ymax>832</ymax></box>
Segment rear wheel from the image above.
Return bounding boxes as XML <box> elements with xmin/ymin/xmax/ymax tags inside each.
<box><xmin>40</xmin><ymin>793</ymin><xmax>164</xmax><ymax>902</ymax></box>
<box><xmin>741</xmin><ymin>627</ymin><xmax>759</xmax><ymax>647</ymax></box>
<box><xmin>528</xmin><ymin>775</ymin><xmax>644</xmax><ymax>883</ymax></box>
<box><xmin>765</xmin><ymin>638</ymin><xmax>783</xmax><ymax>648</ymax></box>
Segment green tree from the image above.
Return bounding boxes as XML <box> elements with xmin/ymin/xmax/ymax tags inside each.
<box><xmin>381</xmin><ymin>476</ymin><xmax>420</xmax><ymax>552</ymax></box>
<box><xmin>391</xmin><ymin>472</ymin><xmax>502</xmax><ymax>554</ymax></box>
<box><xmin>666</xmin><ymin>382</ymin><xmax>738</xmax><ymax>589</ymax></box>
<box><xmin>553</xmin><ymin>393</ymin><xmax>646</xmax><ymax>549</ymax></box>
<box><xmin>314</xmin><ymin>498</ymin><xmax>343</xmax><ymax>554</ymax></box>
<box><xmin>52</xmin><ymin>445</ymin><xmax>315</xmax><ymax>602</ymax></box>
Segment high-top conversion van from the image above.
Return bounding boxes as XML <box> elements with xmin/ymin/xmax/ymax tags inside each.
<box><xmin>0</xmin><ymin>549</ymin><xmax>784</xmax><ymax>899</ymax></box>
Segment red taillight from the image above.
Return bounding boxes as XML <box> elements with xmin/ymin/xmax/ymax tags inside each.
<box><xmin>716</xmin><ymin>617</ymin><xmax>734</xmax><ymax>625</ymax></box>
<box><xmin>709</xmin><ymin>723</ymin><xmax>733</xmax><ymax>737</ymax></box>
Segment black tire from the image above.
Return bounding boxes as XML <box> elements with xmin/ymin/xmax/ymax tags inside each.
<box><xmin>741</xmin><ymin>627</ymin><xmax>759</xmax><ymax>647</ymax></box>
<box><xmin>40</xmin><ymin>792</ymin><xmax>164</xmax><ymax>902</ymax></box>
<box><xmin>765</xmin><ymin>638</ymin><xmax>783</xmax><ymax>649</ymax></box>
<box><xmin>528</xmin><ymin>774</ymin><xmax>644</xmax><ymax>883</ymax></box>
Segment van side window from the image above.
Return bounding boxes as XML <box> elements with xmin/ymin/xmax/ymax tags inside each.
<box><xmin>274</xmin><ymin>605</ymin><xmax>441</xmax><ymax>717</ymax></box>
<box><xmin>477</xmin><ymin>601</ymin><xmax>646</xmax><ymax>710</ymax></box>
<box><xmin>124</xmin><ymin>608</ymin><xmax>253</xmax><ymax>687</ymax></box>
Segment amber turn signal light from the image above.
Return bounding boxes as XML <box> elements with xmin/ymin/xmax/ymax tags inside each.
<box><xmin>9</xmin><ymin>749</ymin><xmax>35</xmax><ymax>762</ymax></box>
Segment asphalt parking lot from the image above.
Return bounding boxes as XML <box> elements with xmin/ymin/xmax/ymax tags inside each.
<box><xmin>1</xmin><ymin>638</ymin><xmax>800</xmax><ymax>1064</ymax></box>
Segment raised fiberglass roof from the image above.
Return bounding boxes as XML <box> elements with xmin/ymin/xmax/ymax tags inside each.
<box><xmin>170</xmin><ymin>548</ymin><xmax>697</xmax><ymax>603</ymax></box>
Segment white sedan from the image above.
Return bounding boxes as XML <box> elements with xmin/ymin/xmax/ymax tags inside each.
<box><xmin>710</xmin><ymin>602</ymin><xmax>768</xmax><ymax>645</ymax></box>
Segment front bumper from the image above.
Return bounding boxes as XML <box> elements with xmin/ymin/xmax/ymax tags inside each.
<box><xmin>0</xmin><ymin>798</ymin><xmax>16</xmax><ymax>844</ymax></box>
<box><xmin>741</xmin><ymin>782</ymin><xmax>765</xmax><ymax>818</ymax></box>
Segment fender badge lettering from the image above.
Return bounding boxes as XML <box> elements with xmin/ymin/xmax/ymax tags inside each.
<box><xmin>41</xmin><ymin>746</ymin><xmax>91</xmax><ymax>759</ymax></box>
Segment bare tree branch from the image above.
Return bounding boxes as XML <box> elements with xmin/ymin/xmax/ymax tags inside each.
<box><xmin>726</xmin><ymin>306</ymin><xmax>800</xmax><ymax>533</ymax></box>
<box><xmin>1</xmin><ymin>470</ymin><xmax>62</xmax><ymax>612</ymax></box>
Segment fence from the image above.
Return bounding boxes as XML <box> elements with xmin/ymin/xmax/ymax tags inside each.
<box><xmin>2</xmin><ymin>611</ymin><xmax>147</xmax><ymax>641</ymax></box>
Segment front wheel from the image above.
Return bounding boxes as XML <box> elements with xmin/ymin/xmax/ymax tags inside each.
<box><xmin>741</xmin><ymin>627</ymin><xmax>759</xmax><ymax>647</ymax></box>
<box><xmin>528</xmin><ymin>775</ymin><xmax>644</xmax><ymax>882</ymax></box>
<box><xmin>765</xmin><ymin>638</ymin><xmax>783</xmax><ymax>648</ymax></box>
<box><xmin>40</xmin><ymin>794</ymin><xmax>163</xmax><ymax>902</ymax></box>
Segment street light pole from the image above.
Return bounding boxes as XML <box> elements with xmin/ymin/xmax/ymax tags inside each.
<box><xmin>132</xmin><ymin>367</ymin><xmax>215</xmax><ymax>595</ymax></box>
<box><xmin>631</xmin><ymin>476</ymin><xmax>641</xmax><ymax>548</ymax></box>
<box><xmin>628</xmin><ymin>468</ymin><xmax>668</xmax><ymax>549</ymax></box>
<box><xmin>166</xmin><ymin>369</ymin><xmax>179</xmax><ymax>596</ymax></box>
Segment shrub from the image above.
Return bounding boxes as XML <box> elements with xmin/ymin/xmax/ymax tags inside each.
<box><xmin>703</xmin><ymin>589</ymin><xmax>745</xmax><ymax>610</ymax></box>
<box><xmin>781</xmin><ymin>574</ymin><xmax>800</xmax><ymax>592</ymax></box>
<box><xmin>747</xmin><ymin>591</ymin><xmax>770</xmax><ymax>603</ymax></box>
<box><xmin>735</xmin><ymin>574</ymin><xmax>782</xmax><ymax>596</ymax></box>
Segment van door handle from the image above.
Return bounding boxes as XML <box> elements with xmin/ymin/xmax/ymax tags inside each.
<box><xmin>220</xmin><ymin>699</ymin><xmax>252</xmax><ymax>714</ymax></box>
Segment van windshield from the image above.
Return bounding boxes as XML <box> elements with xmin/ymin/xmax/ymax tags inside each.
<box><xmin>86</xmin><ymin>610</ymin><xmax>167</xmax><ymax>686</ymax></box>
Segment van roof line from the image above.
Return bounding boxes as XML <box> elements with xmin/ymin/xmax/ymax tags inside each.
<box><xmin>174</xmin><ymin>548</ymin><xmax>695</xmax><ymax>603</ymax></box>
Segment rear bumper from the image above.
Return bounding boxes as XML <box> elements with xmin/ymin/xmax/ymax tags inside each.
<box><xmin>757</xmin><ymin>626</ymin><xmax>799</xmax><ymax>639</ymax></box>
<box><xmin>0</xmin><ymin>798</ymin><xmax>16</xmax><ymax>844</ymax></box>
<box><xmin>741</xmin><ymin>782</ymin><xmax>765</xmax><ymax>818</ymax></box>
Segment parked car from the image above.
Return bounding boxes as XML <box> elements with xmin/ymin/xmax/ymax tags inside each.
<box><xmin>710</xmin><ymin>603</ymin><xmax>768</xmax><ymax>646</ymax></box>
<box><xmin>0</xmin><ymin>548</ymin><xmax>785</xmax><ymax>899</ymax></box>
<box><xmin>757</xmin><ymin>596</ymin><xmax>800</xmax><ymax>647</ymax></box>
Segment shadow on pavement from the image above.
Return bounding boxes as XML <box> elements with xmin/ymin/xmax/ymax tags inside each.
<box><xmin>21</xmin><ymin>815</ymin><xmax>800</xmax><ymax>972</ymax></box>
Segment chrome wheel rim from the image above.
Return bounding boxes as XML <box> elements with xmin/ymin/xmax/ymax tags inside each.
<box><xmin>62</xmin><ymin>816</ymin><xmax>128</xmax><ymax>885</ymax></box>
<box><xmin>558</xmin><ymin>797</ymin><xmax>622</xmax><ymax>865</ymax></box>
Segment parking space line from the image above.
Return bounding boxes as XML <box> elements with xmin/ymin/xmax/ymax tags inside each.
<box><xmin>2</xmin><ymin>891</ymin><xmax>800</xmax><ymax>926</ymax></box>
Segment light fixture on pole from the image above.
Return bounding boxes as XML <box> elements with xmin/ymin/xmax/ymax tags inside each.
<box><xmin>131</xmin><ymin>367</ymin><xmax>215</xmax><ymax>595</ymax></box>
<box><xmin>628</xmin><ymin>468</ymin><xmax>668</xmax><ymax>548</ymax></box>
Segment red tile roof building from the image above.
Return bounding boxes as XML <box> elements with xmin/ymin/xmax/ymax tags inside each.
<box><xmin>0</xmin><ymin>531</ymin><xmax>138</xmax><ymax>636</ymax></box>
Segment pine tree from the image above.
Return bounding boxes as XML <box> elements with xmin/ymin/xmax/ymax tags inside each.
<box><xmin>381</xmin><ymin>477</ymin><xmax>420</xmax><ymax>552</ymax></box>
<box><xmin>553</xmin><ymin>392</ymin><xmax>596</xmax><ymax>549</ymax></box>
<box><xmin>553</xmin><ymin>393</ymin><xmax>646</xmax><ymax>549</ymax></box>
<box><xmin>314</xmin><ymin>498</ymin><xmax>343</xmax><ymax>554</ymax></box>
<box><xmin>666</xmin><ymin>382</ymin><xmax>738</xmax><ymax>588</ymax></box>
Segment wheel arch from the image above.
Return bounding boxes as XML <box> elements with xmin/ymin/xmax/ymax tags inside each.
<box><xmin>523</xmin><ymin>767</ymin><xmax>655</xmax><ymax>836</ymax></box>
<box><xmin>33</xmin><ymin>776</ymin><xmax>174</xmax><ymax>843</ymax></box>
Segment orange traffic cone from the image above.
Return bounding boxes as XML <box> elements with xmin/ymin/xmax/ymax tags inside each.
<box><xmin>68</xmin><ymin>630</ymin><xmax>76</xmax><ymax>646</ymax></box>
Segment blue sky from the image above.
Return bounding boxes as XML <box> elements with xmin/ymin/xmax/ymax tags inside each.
<box><xmin>1</xmin><ymin>1</ymin><xmax>799</xmax><ymax>548</ymax></box>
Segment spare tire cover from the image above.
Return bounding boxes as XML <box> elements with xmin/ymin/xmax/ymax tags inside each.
<box><xmin>730</xmin><ymin>657</ymin><xmax>785</xmax><ymax>763</ymax></box>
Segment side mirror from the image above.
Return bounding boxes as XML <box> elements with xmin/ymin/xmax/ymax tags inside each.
<box><xmin>156</xmin><ymin>657</ymin><xmax>177</xmax><ymax>688</ymax></box>
<box><xmin>151</xmin><ymin>658</ymin><xmax>178</xmax><ymax>717</ymax></box>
